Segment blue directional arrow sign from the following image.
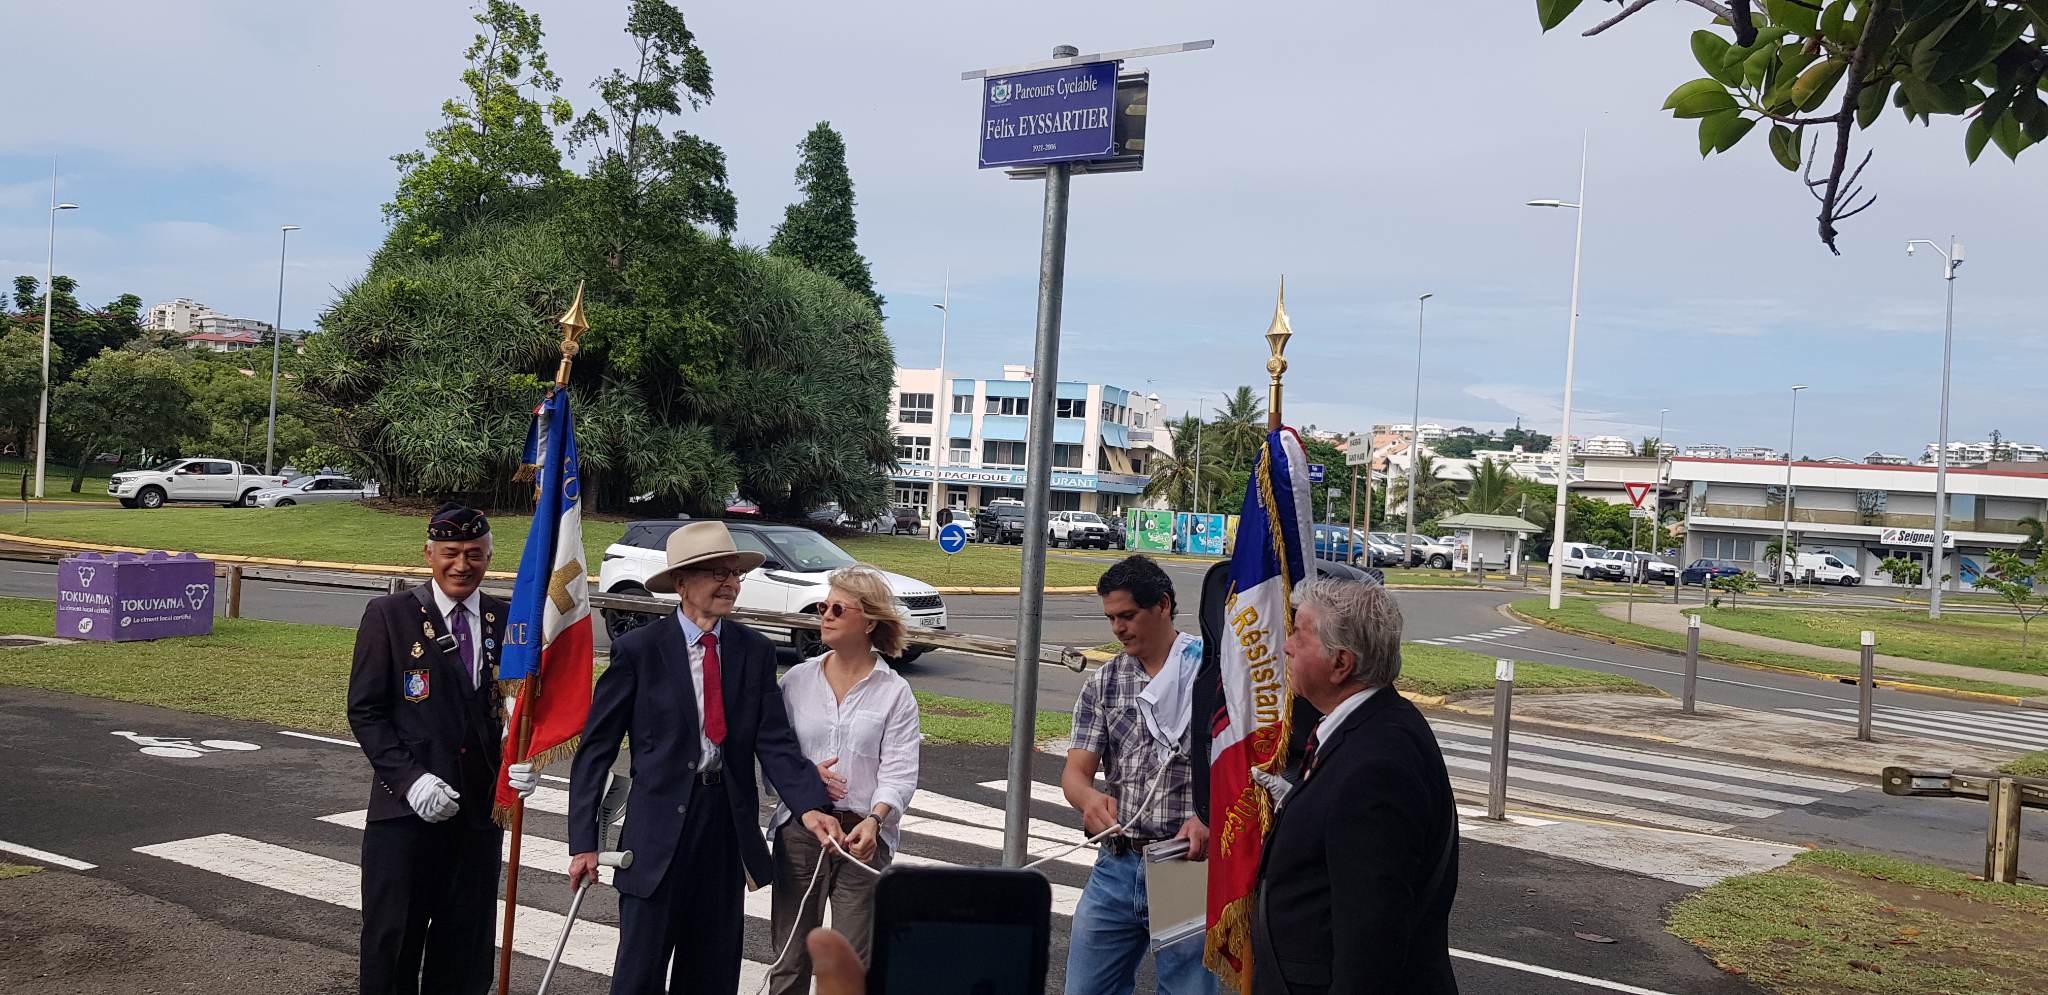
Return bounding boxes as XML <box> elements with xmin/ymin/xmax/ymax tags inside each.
<box><xmin>938</xmin><ymin>522</ymin><xmax>969</xmax><ymax>554</ymax></box>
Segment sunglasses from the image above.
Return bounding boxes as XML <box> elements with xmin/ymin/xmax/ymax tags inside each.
<box><xmin>685</xmin><ymin>567</ymin><xmax>745</xmax><ymax>582</ymax></box>
<box><xmin>823</xmin><ymin>602</ymin><xmax>861</xmax><ymax>619</ymax></box>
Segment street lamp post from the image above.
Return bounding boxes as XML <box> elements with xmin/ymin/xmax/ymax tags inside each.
<box><xmin>1908</xmin><ymin>237</ymin><xmax>1964</xmax><ymax>619</ymax></box>
<box><xmin>928</xmin><ymin>272</ymin><xmax>950</xmax><ymax>539</ymax></box>
<box><xmin>263</xmin><ymin>225</ymin><xmax>301</xmax><ymax>475</ymax></box>
<box><xmin>1777</xmin><ymin>386</ymin><xmax>1808</xmax><ymax>589</ymax></box>
<box><xmin>34</xmin><ymin>168</ymin><xmax>79</xmax><ymax>500</ymax></box>
<box><xmin>1403</xmin><ymin>293</ymin><xmax>1434</xmax><ymax>569</ymax></box>
<box><xmin>1529</xmin><ymin>133</ymin><xmax>1589</xmax><ymax>611</ymax></box>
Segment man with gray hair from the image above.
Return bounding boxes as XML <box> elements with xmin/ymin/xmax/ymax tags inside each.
<box><xmin>1247</xmin><ymin>577</ymin><xmax>1459</xmax><ymax>995</ymax></box>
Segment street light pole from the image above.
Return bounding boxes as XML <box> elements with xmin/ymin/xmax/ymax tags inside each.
<box><xmin>1778</xmin><ymin>385</ymin><xmax>1808</xmax><ymax>589</ymax></box>
<box><xmin>34</xmin><ymin>163</ymin><xmax>79</xmax><ymax>501</ymax></box>
<box><xmin>1908</xmin><ymin>237</ymin><xmax>1964</xmax><ymax>619</ymax></box>
<box><xmin>1404</xmin><ymin>293</ymin><xmax>1433</xmax><ymax>569</ymax></box>
<box><xmin>263</xmin><ymin>225</ymin><xmax>301</xmax><ymax>475</ymax></box>
<box><xmin>928</xmin><ymin>272</ymin><xmax>950</xmax><ymax>539</ymax></box>
<box><xmin>1530</xmin><ymin>132</ymin><xmax>1589</xmax><ymax>611</ymax></box>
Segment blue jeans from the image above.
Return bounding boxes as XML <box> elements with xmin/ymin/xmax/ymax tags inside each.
<box><xmin>1065</xmin><ymin>849</ymin><xmax>1218</xmax><ymax>995</ymax></box>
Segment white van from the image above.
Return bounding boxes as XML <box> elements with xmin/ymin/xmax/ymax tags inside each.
<box><xmin>1559</xmin><ymin>542</ymin><xmax>1626</xmax><ymax>580</ymax></box>
<box><xmin>1783</xmin><ymin>551</ymin><xmax>1860</xmax><ymax>586</ymax></box>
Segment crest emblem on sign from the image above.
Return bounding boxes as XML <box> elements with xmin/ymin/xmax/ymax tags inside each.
<box><xmin>989</xmin><ymin>80</ymin><xmax>1012</xmax><ymax>104</ymax></box>
<box><xmin>404</xmin><ymin>669</ymin><xmax>430</xmax><ymax>701</ymax></box>
<box><xmin>185</xmin><ymin>584</ymin><xmax>211</xmax><ymax>611</ymax></box>
<box><xmin>77</xmin><ymin>566</ymin><xmax>95</xmax><ymax>588</ymax></box>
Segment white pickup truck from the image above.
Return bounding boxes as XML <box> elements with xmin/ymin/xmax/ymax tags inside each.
<box><xmin>108</xmin><ymin>458</ymin><xmax>290</xmax><ymax>509</ymax></box>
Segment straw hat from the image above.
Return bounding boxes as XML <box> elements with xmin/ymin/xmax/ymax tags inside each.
<box><xmin>644</xmin><ymin>521</ymin><xmax>766</xmax><ymax>594</ymax></box>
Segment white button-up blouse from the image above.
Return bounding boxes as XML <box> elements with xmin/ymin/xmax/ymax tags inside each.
<box><xmin>769</xmin><ymin>653</ymin><xmax>922</xmax><ymax>853</ymax></box>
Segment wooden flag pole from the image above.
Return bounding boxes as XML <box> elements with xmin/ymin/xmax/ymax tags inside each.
<box><xmin>498</xmin><ymin>281</ymin><xmax>587</xmax><ymax>995</ymax></box>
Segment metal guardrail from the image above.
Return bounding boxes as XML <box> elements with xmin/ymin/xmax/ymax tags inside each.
<box><xmin>1882</xmin><ymin>766</ymin><xmax>2046</xmax><ymax>883</ymax></box>
<box><xmin>0</xmin><ymin>546</ymin><xmax>1088</xmax><ymax>671</ymax></box>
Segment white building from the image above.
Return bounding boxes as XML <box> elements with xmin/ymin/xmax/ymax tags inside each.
<box><xmin>1381</xmin><ymin>422</ymin><xmax>1448</xmax><ymax>444</ymax></box>
<box><xmin>1579</xmin><ymin>435</ymin><xmax>1635</xmax><ymax>457</ymax></box>
<box><xmin>184</xmin><ymin>330</ymin><xmax>262</xmax><ymax>353</ymax></box>
<box><xmin>144</xmin><ymin>298</ymin><xmax>211</xmax><ymax>333</ymax></box>
<box><xmin>1919</xmin><ymin>439</ymin><xmax>2046</xmax><ymax>464</ymax></box>
<box><xmin>886</xmin><ymin>365</ymin><xmax>1149</xmax><ymax>517</ymax></box>
<box><xmin>1731</xmin><ymin>446</ymin><xmax>1781</xmax><ymax>461</ymax></box>
<box><xmin>1672</xmin><ymin>457</ymin><xmax>2048</xmax><ymax>589</ymax></box>
<box><xmin>1864</xmin><ymin>452</ymin><xmax>1910</xmax><ymax>466</ymax></box>
<box><xmin>1681</xmin><ymin>444</ymin><xmax>1731</xmax><ymax>459</ymax></box>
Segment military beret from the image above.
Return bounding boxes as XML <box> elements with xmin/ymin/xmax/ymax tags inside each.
<box><xmin>427</xmin><ymin>503</ymin><xmax>490</xmax><ymax>541</ymax></box>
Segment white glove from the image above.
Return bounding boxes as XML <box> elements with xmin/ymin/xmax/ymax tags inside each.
<box><xmin>507</xmin><ymin>762</ymin><xmax>540</xmax><ymax>799</ymax></box>
<box><xmin>406</xmin><ymin>774</ymin><xmax>462</xmax><ymax>823</ymax></box>
<box><xmin>1251</xmin><ymin>767</ymin><xmax>1294</xmax><ymax>809</ymax></box>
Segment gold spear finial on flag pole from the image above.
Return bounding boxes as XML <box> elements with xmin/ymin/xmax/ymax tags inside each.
<box><xmin>1265</xmin><ymin>276</ymin><xmax>1292</xmax><ymax>431</ymax></box>
<box><xmin>554</xmin><ymin>280</ymin><xmax>588</xmax><ymax>388</ymax></box>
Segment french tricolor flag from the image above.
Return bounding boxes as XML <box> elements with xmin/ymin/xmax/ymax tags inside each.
<box><xmin>493</xmin><ymin>387</ymin><xmax>594</xmax><ymax>822</ymax></box>
<box><xmin>1204</xmin><ymin>427</ymin><xmax>1313</xmax><ymax>988</ymax></box>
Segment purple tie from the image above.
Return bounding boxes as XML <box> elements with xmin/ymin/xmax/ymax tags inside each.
<box><xmin>450</xmin><ymin>602</ymin><xmax>476</xmax><ymax>685</ymax></box>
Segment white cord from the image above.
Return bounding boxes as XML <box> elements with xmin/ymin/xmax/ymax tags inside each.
<box><xmin>752</xmin><ymin>829</ymin><xmax>883</xmax><ymax>995</ymax></box>
<box><xmin>1025</xmin><ymin>743</ymin><xmax>1179</xmax><ymax>871</ymax></box>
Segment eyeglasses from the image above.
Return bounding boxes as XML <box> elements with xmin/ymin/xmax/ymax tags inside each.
<box><xmin>824</xmin><ymin>602</ymin><xmax>861</xmax><ymax>619</ymax></box>
<box><xmin>685</xmin><ymin>567</ymin><xmax>745</xmax><ymax>582</ymax></box>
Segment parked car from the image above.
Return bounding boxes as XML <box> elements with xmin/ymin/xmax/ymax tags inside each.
<box><xmin>1680</xmin><ymin>559</ymin><xmax>1749</xmax><ymax>586</ymax></box>
<box><xmin>805</xmin><ymin>503</ymin><xmax>854</xmax><ymax>528</ymax></box>
<box><xmin>108</xmin><ymin>458</ymin><xmax>290</xmax><ymax>509</ymax></box>
<box><xmin>1779</xmin><ymin>551</ymin><xmax>1861</xmax><ymax>586</ymax></box>
<box><xmin>974</xmin><ymin>499</ymin><xmax>1028</xmax><ymax>545</ymax></box>
<box><xmin>1106</xmin><ymin>515</ymin><xmax>1127</xmax><ymax>550</ymax></box>
<box><xmin>1602</xmin><ymin>549</ymin><xmax>1677</xmax><ymax>585</ymax></box>
<box><xmin>1049</xmin><ymin>510</ymin><xmax>1114</xmax><ymax>549</ymax></box>
<box><xmin>1311</xmin><ymin>524</ymin><xmax>1373</xmax><ymax>565</ymax></box>
<box><xmin>1559</xmin><ymin>541</ymin><xmax>1627</xmax><ymax>580</ymax></box>
<box><xmin>1387</xmin><ymin>532</ymin><xmax>1454</xmax><ymax>569</ymax></box>
<box><xmin>1366</xmin><ymin>532</ymin><xmax>1419</xmax><ymax>568</ymax></box>
<box><xmin>251</xmin><ymin>474</ymin><xmax>371</xmax><ymax>508</ymax></box>
<box><xmin>888</xmin><ymin>505</ymin><xmax>927</xmax><ymax>535</ymax></box>
<box><xmin>597</xmin><ymin>520</ymin><xmax>947</xmax><ymax>660</ymax></box>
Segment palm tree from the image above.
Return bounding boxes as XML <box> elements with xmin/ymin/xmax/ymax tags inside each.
<box><xmin>1389</xmin><ymin>450</ymin><xmax>1458</xmax><ymax>522</ymax></box>
<box><xmin>1142</xmin><ymin>415</ymin><xmax>1221</xmax><ymax>510</ymax></box>
<box><xmin>2019</xmin><ymin>515</ymin><xmax>2043</xmax><ymax>555</ymax></box>
<box><xmin>1459</xmin><ymin>457</ymin><xmax>1517</xmax><ymax>515</ymax></box>
<box><xmin>1209</xmin><ymin>386</ymin><xmax>1266</xmax><ymax>479</ymax></box>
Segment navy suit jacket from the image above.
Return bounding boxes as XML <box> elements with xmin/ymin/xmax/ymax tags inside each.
<box><xmin>568</xmin><ymin>613</ymin><xmax>827</xmax><ymax>896</ymax></box>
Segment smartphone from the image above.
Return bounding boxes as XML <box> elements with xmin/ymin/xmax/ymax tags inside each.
<box><xmin>867</xmin><ymin>865</ymin><xmax>1051</xmax><ymax>995</ymax></box>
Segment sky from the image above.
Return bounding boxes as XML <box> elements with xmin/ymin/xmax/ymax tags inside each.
<box><xmin>2</xmin><ymin>1</ymin><xmax>2043</xmax><ymax>459</ymax></box>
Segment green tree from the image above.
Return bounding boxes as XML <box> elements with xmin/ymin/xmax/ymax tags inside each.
<box><xmin>1537</xmin><ymin>0</ymin><xmax>2048</xmax><ymax>252</ymax></box>
<box><xmin>1207</xmin><ymin>386</ymin><xmax>1266</xmax><ymax>480</ymax></box>
<box><xmin>51</xmin><ymin>349</ymin><xmax>203</xmax><ymax>491</ymax></box>
<box><xmin>385</xmin><ymin>0</ymin><xmax>573</xmax><ymax>250</ymax></box>
<box><xmin>179</xmin><ymin>354</ymin><xmax>316</xmax><ymax>465</ymax></box>
<box><xmin>769</xmin><ymin>122</ymin><xmax>883</xmax><ymax>314</ymax></box>
<box><xmin>0</xmin><ymin>328</ymin><xmax>41</xmax><ymax>453</ymax></box>
<box><xmin>1762</xmin><ymin>537</ymin><xmax>1797</xmax><ymax>580</ymax></box>
<box><xmin>1143</xmin><ymin>416</ymin><xmax>1223</xmax><ymax>511</ymax></box>
<box><xmin>1878</xmin><ymin>554</ymin><xmax>1925</xmax><ymax>589</ymax></box>
<box><xmin>1971</xmin><ymin>549</ymin><xmax>2048</xmax><ymax>651</ymax></box>
<box><xmin>2017</xmin><ymin>515</ymin><xmax>2043</xmax><ymax>554</ymax></box>
<box><xmin>1390</xmin><ymin>451</ymin><xmax>1460</xmax><ymax>523</ymax></box>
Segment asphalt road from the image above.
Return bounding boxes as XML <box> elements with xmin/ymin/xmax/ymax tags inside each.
<box><xmin>0</xmin><ymin>687</ymin><xmax>1760</xmax><ymax>994</ymax></box>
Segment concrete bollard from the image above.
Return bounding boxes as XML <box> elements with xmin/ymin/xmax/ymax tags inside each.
<box><xmin>1488</xmin><ymin>658</ymin><xmax>1514</xmax><ymax>821</ymax></box>
<box><xmin>1682</xmin><ymin>614</ymin><xmax>1700</xmax><ymax>715</ymax></box>
<box><xmin>1987</xmin><ymin>777</ymin><xmax>2022</xmax><ymax>884</ymax></box>
<box><xmin>226</xmin><ymin>565</ymin><xmax>244</xmax><ymax>619</ymax></box>
<box><xmin>1857</xmin><ymin>630</ymin><xmax>1876</xmax><ymax>742</ymax></box>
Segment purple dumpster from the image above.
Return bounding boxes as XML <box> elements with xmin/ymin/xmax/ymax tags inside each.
<box><xmin>56</xmin><ymin>551</ymin><xmax>216</xmax><ymax>641</ymax></box>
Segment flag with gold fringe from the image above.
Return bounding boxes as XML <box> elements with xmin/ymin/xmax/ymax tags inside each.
<box><xmin>1203</xmin><ymin>426</ymin><xmax>1313</xmax><ymax>989</ymax></box>
<box><xmin>492</xmin><ymin>386</ymin><xmax>593</xmax><ymax>823</ymax></box>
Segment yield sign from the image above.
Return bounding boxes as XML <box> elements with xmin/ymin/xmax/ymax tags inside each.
<box><xmin>1625</xmin><ymin>482</ymin><xmax>1653</xmax><ymax>508</ymax></box>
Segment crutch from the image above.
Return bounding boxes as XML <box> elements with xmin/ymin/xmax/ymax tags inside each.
<box><xmin>536</xmin><ymin>772</ymin><xmax>634</xmax><ymax>995</ymax></box>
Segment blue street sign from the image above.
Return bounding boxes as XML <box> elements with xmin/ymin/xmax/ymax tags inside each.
<box><xmin>980</xmin><ymin>60</ymin><xmax>1120</xmax><ymax>169</ymax></box>
<box><xmin>1307</xmin><ymin>463</ymin><xmax>1326</xmax><ymax>483</ymax></box>
<box><xmin>938</xmin><ymin>522</ymin><xmax>969</xmax><ymax>554</ymax></box>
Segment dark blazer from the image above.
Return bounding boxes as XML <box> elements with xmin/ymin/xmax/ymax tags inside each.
<box><xmin>1249</xmin><ymin>689</ymin><xmax>1459</xmax><ymax>995</ymax></box>
<box><xmin>568</xmin><ymin>613</ymin><xmax>828</xmax><ymax>896</ymax></box>
<box><xmin>346</xmin><ymin>585</ymin><xmax>507</xmax><ymax>827</ymax></box>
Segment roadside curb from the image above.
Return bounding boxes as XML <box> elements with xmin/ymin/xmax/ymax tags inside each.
<box><xmin>934</xmin><ymin>586</ymin><xmax>1098</xmax><ymax>596</ymax></box>
<box><xmin>1506</xmin><ymin>603</ymin><xmax>2047</xmax><ymax>709</ymax></box>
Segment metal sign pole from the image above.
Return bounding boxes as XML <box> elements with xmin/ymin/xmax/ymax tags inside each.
<box><xmin>1488</xmin><ymin>658</ymin><xmax>1514</xmax><ymax>820</ymax></box>
<box><xmin>1857</xmin><ymin>630</ymin><xmax>1875</xmax><ymax>741</ymax></box>
<box><xmin>1001</xmin><ymin>44</ymin><xmax>1081</xmax><ymax>867</ymax></box>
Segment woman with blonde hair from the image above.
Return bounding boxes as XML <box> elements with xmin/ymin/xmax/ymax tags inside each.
<box><xmin>766</xmin><ymin>564</ymin><xmax>922</xmax><ymax>994</ymax></box>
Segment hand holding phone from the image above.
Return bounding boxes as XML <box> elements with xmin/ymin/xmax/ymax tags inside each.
<box><xmin>867</xmin><ymin>866</ymin><xmax>1051</xmax><ymax>994</ymax></box>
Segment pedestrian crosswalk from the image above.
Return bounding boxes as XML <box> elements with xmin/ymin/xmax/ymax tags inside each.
<box><xmin>1412</xmin><ymin>624</ymin><xmax>1532</xmax><ymax>647</ymax></box>
<box><xmin>1782</xmin><ymin>705</ymin><xmax>2048</xmax><ymax>753</ymax></box>
<box><xmin>1428</xmin><ymin>720</ymin><xmax>1862</xmax><ymax>835</ymax></box>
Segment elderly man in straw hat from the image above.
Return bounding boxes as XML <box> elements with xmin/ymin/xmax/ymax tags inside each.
<box><xmin>568</xmin><ymin>521</ymin><xmax>845</xmax><ymax>994</ymax></box>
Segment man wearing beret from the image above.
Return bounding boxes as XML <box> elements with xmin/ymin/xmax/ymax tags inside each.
<box><xmin>348</xmin><ymin>504</ymin><xmax>517</xmax><ymax>995</ymax></box>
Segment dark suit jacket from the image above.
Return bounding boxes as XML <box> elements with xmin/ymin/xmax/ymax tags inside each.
<box><xmin>1249</xmin><ymin>689</ymin><xmax>1459</xmax><ymax>995</ymax></box>
<box><xmin>346</xmin><ymin>585</ymin><xmax>507</xmax><ymax>827</ymax></box>
<box><xmin>568</xmin><ymin>613</ymin><xmax>828</xmax><ymax>897</ymax></box>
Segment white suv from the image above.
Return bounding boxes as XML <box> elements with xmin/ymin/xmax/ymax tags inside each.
<box><xmin>1049</xmin><ymin>511</ymin><xmax>1113</xmax><ymax>549</ymax></box>
<box><xmin>597</xmin><ymin>520</ymin><xmax>948</xmax><ymax>661</ymax></box>
<box><xmin>1603</xmin><ymin>549</ymin><xmax>1677</xmax><ymax>585</ymax></box>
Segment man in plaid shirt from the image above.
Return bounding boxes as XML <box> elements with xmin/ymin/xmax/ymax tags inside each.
<box><xmin>1061</xmin><ymin>556</ymin><xmax>1218</xmax><ymax>995</ymax></box>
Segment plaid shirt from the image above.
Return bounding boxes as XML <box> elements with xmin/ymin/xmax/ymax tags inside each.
<box><xmin>1069</xmin><ymin>635</ymin><xmax>1200</xmax><ymax>840</ymax></box>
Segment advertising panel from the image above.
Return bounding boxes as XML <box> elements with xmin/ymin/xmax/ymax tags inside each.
<box><xmin>57</xmin><ymin>551</ymin><xmax>215</xmax><ymax>641</ymax></box>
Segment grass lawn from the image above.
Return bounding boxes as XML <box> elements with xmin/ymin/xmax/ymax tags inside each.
<box><xmin>1398</xmin><ymin>642</ymin><xmax>1657</xmax><ymax>698</ymax></box>
<box><xmin>1692</xmin><ymin>607</ymin><xmax>2048</xmax><ymax>679</ymax></box>
<box><xmin>1512</xmin><ymin>596</ymin><xmax>2047</xmax><ymax>700</ymax></box>
<box><xmin>0</xmin><ymin>456</ymin><xmax>120</xmax><ymax>503</ymax></box>
<box><xmin>0</xmin><ymin>862</ymin><xmax>41</xmax><ymax>880</ymax></box>
<box><xmin>0</xmin><ymin>597</ymin><xmax>1064</xmax><ymax>746</ymax></box>
<box><xmin>2001</xmin><ymin>750</ymin><xmax>2048</xmax><ymax>778</ymax></box>
<box><xmin>1374</xmin><ymin>568</ymin><xmax>1483</xmax><ymax>588</ymax></box>
<box><xmin>0</xmin><ymin>502</ymin><xmax>1105</xmax><ymax>589</ymax></box>
<box><xmin>1669</xmin><ymin>849</ymin><xmax>2048</xmax><ymax>994</ymax></box>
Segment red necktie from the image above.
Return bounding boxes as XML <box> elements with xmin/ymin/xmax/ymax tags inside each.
<box><xmin>698</xmin><ymin>631</ymin><xmax>727</xmax><ymax>745</ymax></box>
<box><xmin>1300</xmin><ymin>729</ymin><xmax>1322</xmax><ymax>778</ymax></box>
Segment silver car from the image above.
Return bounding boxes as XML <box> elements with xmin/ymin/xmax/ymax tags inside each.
<box><xmin>252</xmin><ymin>474</ymin><xmax>371</xmax><ymax>508</ymax></box>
